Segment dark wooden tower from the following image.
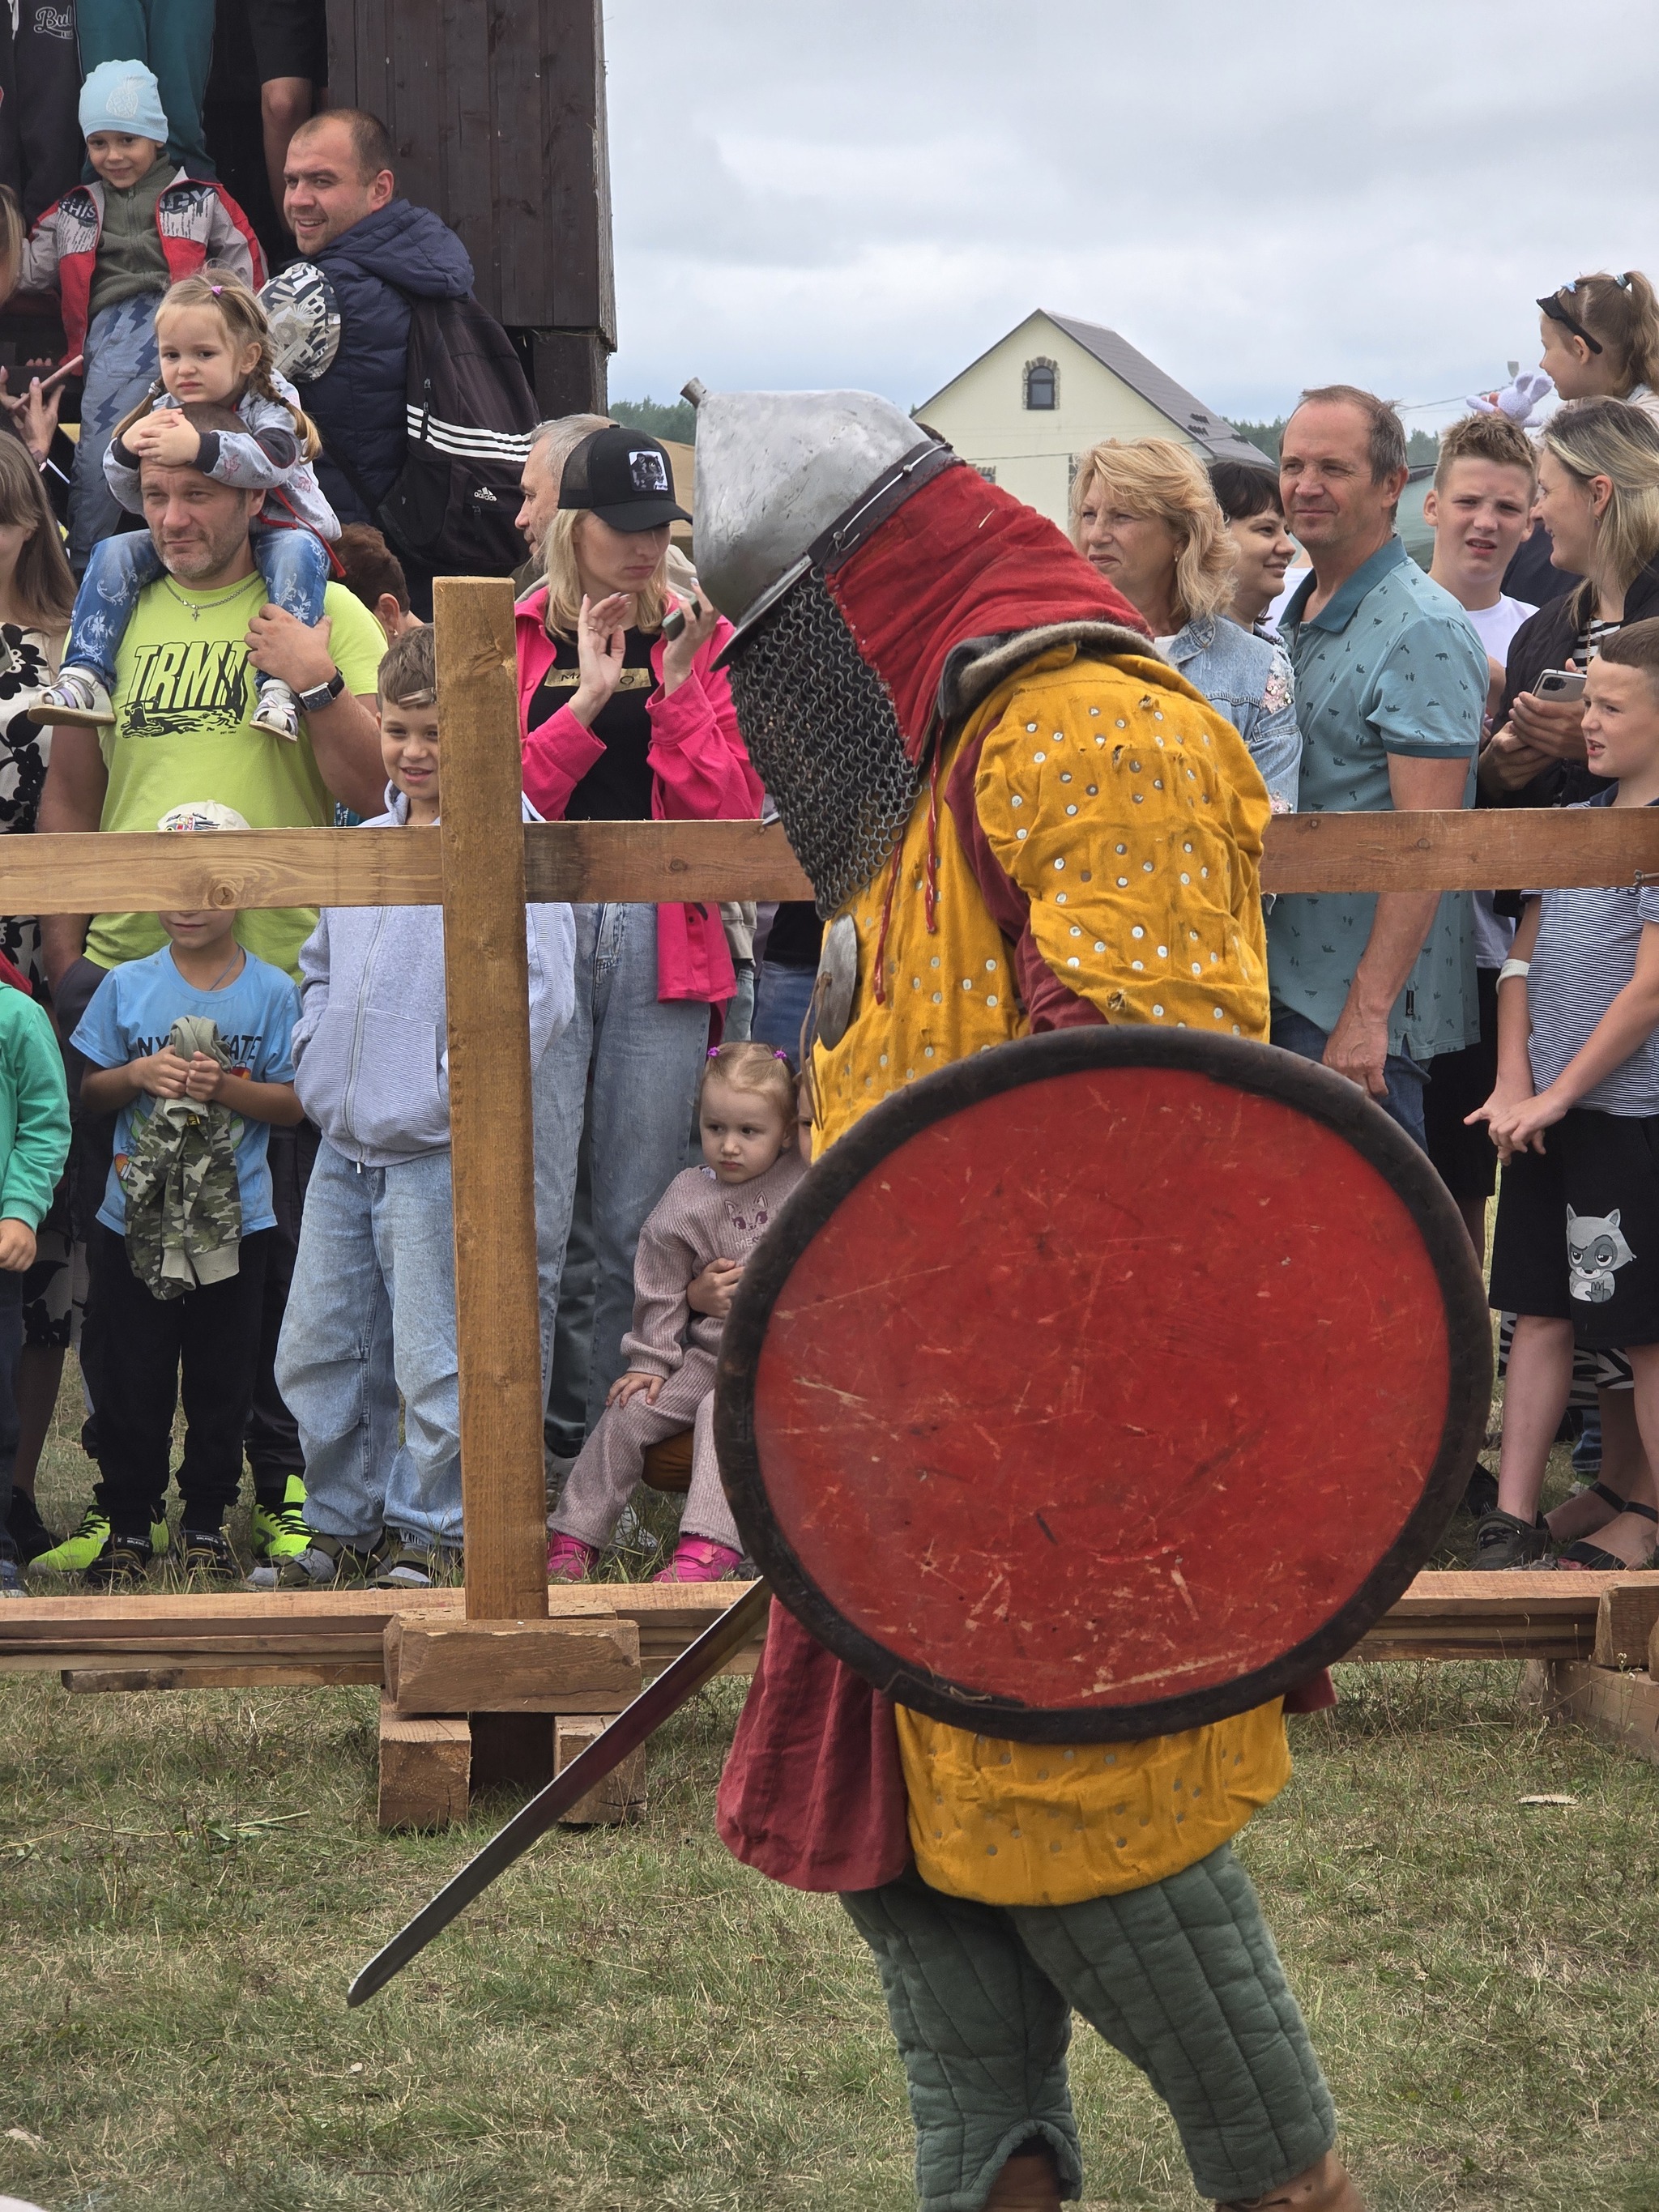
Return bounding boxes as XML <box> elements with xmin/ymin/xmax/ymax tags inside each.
<box><xmin>326</xmin><ymin>0</ymin><xmax>615</xmax><ymax>415</ymax></box>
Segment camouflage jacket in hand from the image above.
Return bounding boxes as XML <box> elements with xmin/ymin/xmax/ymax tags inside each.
<box><xmin>121</xmin><ymin>1016</ymin><xmax>244</xmax><ymax>1301</ymax></box>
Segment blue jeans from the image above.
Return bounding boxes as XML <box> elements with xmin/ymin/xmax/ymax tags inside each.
<box><xmin>1270</xmin><ymin>1007</ymin><xmax>1429</xmax><ymax>1149</ymax></box>
<box><xmin>66</xmin><ymin>521</ymin><xmax>331</xmax><ymax>691</ymax></box>
<box><xmin>751</xmin><ymin>959</ymin><xmax>819</xmax><ymax>1061</ymax></box>
<box><xmin>277</xmin><ymin>1056</ymin><xmax>572</xmax><ymax>1549</ymax></box>
<box><xmin>70</xmin><ymin>294</ymin><xmax>160</xmax><ymax>571</ymax></box>
<box><xmin>0</xmin><ymin>1268</ymin><xmax>22</xmax><ymax>1553</ymax></box>
<box><xmin>540</xmin><ymin>904</ymin><xmax>711</xmax><ymax>1439</ymax></box>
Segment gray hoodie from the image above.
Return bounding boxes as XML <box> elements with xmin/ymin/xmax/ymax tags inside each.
<box><xmin>291</xmin><ymin>791</ymin><xmax>576</xmax><ymax>1168</ymax></box>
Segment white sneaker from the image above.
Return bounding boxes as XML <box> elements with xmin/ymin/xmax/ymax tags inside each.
<box><xmin>252</xmin><ymin>681</ymin><xmax>301</xmax><ymax>741</ymax></box>
<box><xmin>37</xmin><ymin>667</ymin><xmax>115</xmax><ymax>727</ymax></box>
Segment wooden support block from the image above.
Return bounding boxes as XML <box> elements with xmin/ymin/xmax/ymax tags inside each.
<box><xmin>1594</xmin><ymin>1581</ymin><xmax>1659</xmax><ymax>1669</ymax></box>
<box><xmin>554</xmin><ymin>1714</ymin><xmax>646</xmax><ymax>1826</ymax></box>
<box><xmin>386</xmin><ymin>1613</ymin><xmax>641</xmax><ymax>1715</ymax></box>
<box><xmin>1526</xmin><ymin>1661</ymin><xmax>1659</xmax><ymax>1768</ymax></box>
<box><xmin>377</xmin><ymin>1694</ymin><xmax>472</xmax><ymax>1829</ymax></box>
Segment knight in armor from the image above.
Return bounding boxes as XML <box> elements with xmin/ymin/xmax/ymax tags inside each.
<box><xmin>689</xmin><ymin>386</ymin><xmax>1365</xmax><ymax>2212</ymax></box>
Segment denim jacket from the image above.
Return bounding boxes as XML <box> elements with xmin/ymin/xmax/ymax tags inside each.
<box><xmin>1162</xmin><ymin>612</ymin><xmax>1301</xmax><ymax>811</ymax></box>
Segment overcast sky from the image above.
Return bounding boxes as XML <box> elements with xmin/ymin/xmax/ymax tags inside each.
<box><xmin>603</xmin><ymin>0</ymin><xmax>1659</xmax><ymax>431</ymax></box>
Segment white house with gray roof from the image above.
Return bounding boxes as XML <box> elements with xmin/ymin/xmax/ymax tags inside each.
<box><xmin>915</xmin><ymin>309</ymin><xmax>1266</xmax><ymax>528</ymax></box>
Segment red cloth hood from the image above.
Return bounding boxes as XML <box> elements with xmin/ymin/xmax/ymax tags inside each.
<box><xmin>823</xmin><ymin>462</ymin><xmax>1149</xmax><ymax>759</ymax></box>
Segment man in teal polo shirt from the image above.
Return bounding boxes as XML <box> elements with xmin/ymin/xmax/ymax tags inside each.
<box><xmin>1268</xmin><ymin>386</ymin><xmax>1486</xmax><ymax>1144</ymax></box>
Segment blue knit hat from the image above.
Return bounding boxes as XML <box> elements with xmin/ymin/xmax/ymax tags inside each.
<box><xmin>79</xmin><ymin>58</ymin><xmax>170</xmax><ymax>147</ymax></box>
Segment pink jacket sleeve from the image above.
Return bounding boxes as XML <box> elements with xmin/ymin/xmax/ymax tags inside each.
<box><xmin>647</xmin><ymin>624</ymin><xmax>764</xmax><ymax>823</ymax></box>
<box><xmin>522</xmin><ymin>701</ymin><xmax>607</xmax><ymax>822</ymax></box>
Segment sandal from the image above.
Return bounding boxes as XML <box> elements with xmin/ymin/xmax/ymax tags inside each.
<box><xmin>1556</xmin><ymin>1498</ymin><xmax>1657</xmax><ymax>1572</ymax></box>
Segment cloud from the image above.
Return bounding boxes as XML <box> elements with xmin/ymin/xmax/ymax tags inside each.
<box><xmin>602</xmin><ymin>0</ymin><xmax>1659</xmax><ymax>424</ymax></box>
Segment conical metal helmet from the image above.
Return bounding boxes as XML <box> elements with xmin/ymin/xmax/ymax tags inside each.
<box><xmin>683</xmin><ymin>381</ymin><xmax>946</xmax><ymax>641</ymax></box>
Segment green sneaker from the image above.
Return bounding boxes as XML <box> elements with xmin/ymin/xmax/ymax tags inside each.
<box><xmin>250</xmin><ymin>1475</ymin><xmax>309</xmax><ymax>1564</ymax></box>
<box><xmin>32</xmin><ymin>1507</ymin><xmax>111</xmax><ymax>1573</ymax></box>
<box><xmin>35</xmin><ymin>1507</ymin><xmax>168</xmax><ymax>1571</ymax></box>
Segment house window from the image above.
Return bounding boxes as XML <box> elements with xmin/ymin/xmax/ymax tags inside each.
<box><xmin>975</xmin><ymin>463</ymin><xmax>997</xmax><ymax>484</ymax></box>
<box><xmin>1024</xmin><ymin>358</ymin><xmax>1058</xmax><ymax>411</ymax></box>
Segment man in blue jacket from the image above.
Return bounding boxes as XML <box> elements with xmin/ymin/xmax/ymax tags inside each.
<box><xmin>280</xmin><ymin>109</ymin><xmax>474</xmax><ymax>534</ymax></box>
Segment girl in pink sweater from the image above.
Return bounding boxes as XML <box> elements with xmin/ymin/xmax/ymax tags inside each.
<box><xmin>548</xmin><ymin>1042</ymin><xmax>805</xmax><ymax>1583</ymax></box>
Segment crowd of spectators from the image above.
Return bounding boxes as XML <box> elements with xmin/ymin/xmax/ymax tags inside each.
<box><xmin>0</xmin><ymin>6</ymin><xmax>1652</xmax><ymax>1597</ymax></box>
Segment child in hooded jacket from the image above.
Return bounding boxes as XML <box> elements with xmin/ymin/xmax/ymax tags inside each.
<box><xmin>547</xmin><ymin>1042</ymin><xmax>805</xmax><ymax>1584</ymax></box>
<box><xmin>261</xmin><ymin>624</ymin><xmax>578</xmax><ymax>1591</ymax></box>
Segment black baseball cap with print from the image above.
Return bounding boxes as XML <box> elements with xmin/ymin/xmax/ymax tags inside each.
<box><xmin>558</xmin><ymin>426</ymin><xmax>691</xmax><ymax>531</ymax></box>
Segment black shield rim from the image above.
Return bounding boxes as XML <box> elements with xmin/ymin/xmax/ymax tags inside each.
<box><xmin>714</xmin><ymin>1027</ymin><xmax>1492</xmax><ymax>1743</ymax></box>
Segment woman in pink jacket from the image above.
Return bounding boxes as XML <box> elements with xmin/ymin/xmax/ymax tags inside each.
<box><xmin>517</xmin><ymin>425</ymin><xmax>762</xmax><ymax>1532</ymax></box>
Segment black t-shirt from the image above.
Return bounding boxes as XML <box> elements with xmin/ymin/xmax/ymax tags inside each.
<box><xmin>530</xmin><ymin>625</ymin><xmax>657</xmax><ymax>820</ymax></box>
<box><xmin>765</xmin><ymin>902</ymin><xmax>825</xmax><ymax>968</ymax></box>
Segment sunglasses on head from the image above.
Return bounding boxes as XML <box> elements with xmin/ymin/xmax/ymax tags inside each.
<box><xmin>1539</xmin><ymin>275</ymin><xmax>1635</xmax><ymax>357</ymax></box>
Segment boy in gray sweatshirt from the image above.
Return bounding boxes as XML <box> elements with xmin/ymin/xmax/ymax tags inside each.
<box><xmin>257</xmin><ymin>626</ymin><xmax>577</xmax><ymax>1589</ymax></box>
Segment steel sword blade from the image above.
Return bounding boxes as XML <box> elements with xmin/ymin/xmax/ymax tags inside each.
<box><xmin>348</xmin><ymin>1578</ymin><xmax>772</xmax><ymax>2006</ymax></box>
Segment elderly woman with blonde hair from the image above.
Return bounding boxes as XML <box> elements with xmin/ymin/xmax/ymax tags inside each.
<box><xmin>1072</xmin><ymin>437</ymin><xmax>1301</xmax><ymax>809</ymax></box>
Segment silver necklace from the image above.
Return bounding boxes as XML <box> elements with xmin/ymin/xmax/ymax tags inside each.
<box><xmin>161</xmin><ymin>574</ymin><xmax>258</xmax><ymax>624</ymax></box>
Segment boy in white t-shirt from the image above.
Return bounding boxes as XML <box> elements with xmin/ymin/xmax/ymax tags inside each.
<box><xmin>1426</xmin><ymin>412</ymin><xmax>1538</xmax><ymax>715</ymax></box>
<box><xmin>1420</xmin><ymin>413</ymin><xmax>1539</xmax><ymax>1274</ymax></box>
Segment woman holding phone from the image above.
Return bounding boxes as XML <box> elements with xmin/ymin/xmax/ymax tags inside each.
<box><xmin>514</xmin><ymin>424</ymin><xmax>762</xmax><ymax>1511</ymax></box>
<box><xmin>1482</xmin><ymin>397</ymin><xmax>1659</xmax><ymax>803</ymax></box>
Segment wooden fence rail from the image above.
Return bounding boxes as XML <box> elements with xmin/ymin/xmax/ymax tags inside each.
<box><xmin>6</xmin><ymin>803</ymin><xmax>1659</xmax><ymax>918</ymax></box>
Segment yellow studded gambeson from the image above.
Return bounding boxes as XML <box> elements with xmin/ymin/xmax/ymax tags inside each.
<box><xmin>810</xmin><ymin>642</ymin><xmax>1291</xmax><ymax>1907</ymax></box>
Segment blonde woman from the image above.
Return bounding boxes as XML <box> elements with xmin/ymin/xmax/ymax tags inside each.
<box><xmin>514</xmin><ymin>425</ymin><xmax>762</xmax><ymax>1518</ymax></box>
<box><xmin>1482</xmin><ymin>398</ymin><xmax>1659</xmax><ymax>803</ymax></box>
<box><xmin>1072</xmin><ymin>437</ymin><xmax>1301</xmax><ymax>808</ymax></box>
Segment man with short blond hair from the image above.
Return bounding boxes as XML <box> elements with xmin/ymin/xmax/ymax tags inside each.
<box><xmin>1268</xmin><ymin>386</ymin><xmax>1487</xmax><ymax>1144</ymax></box>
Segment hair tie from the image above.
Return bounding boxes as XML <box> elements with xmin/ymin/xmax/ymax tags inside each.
<box><xmin>773</xmin><ymin>1050</ymin><xmax>790</xmax><ymax>1061</ymax></box>
<box><xmin>210</xmin><ymin>283</ymin><xmax>222</xmax><ymax>295</ymax></box>
<box><xmin>706</xmin><ymin>1046</ymin><xmax>721</xmax><ymax>1059</ymax></box>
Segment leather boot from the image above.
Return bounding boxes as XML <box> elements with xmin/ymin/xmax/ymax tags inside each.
<box><xmin>1215</xmin><ymin>2150</ymin><xmax>1365</xmax><ymax>2211</ymax></box>
<box><xmin>983</xmin><ymin>2146</ymin><xmax>1063</xmax><ymax>2210</ymax></box>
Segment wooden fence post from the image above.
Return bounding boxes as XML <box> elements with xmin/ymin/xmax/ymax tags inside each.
<box><xmin>433</xmin><ymin>578</ymin><xmax>552</xmax><ymax>1791</ymax></box>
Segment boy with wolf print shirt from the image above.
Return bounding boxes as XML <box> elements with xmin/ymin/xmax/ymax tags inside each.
<box><xmin>1469</xmin><ymin>620</ymin><xmax>1659</xmax><ymax>1573</ymax></box>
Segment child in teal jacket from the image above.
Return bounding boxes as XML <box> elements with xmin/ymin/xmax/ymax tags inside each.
<box><xmin>0</xmin><ymin>968</ymin><xmax>70</xmax><ymax>1593</ymax></box>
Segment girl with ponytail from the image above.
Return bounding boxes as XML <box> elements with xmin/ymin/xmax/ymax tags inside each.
<box><xmin>37</xmin><ymin>268</ymin><xmax>340</xmax><ymax>743</ymax></box>
<box><xmin>1537</xmin><ymin>271</ymin><xmax>1659</xmax><ymax>424</ymax></box>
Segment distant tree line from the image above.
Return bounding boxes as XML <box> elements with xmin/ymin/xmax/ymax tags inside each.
<box><xmin>610</xmin><ymin>396</ymin><xmax>697</xmax><ymax>443</ymax></box>
<box><xmin>1233</xmin><ymin>417</ymin><xmax>1440</xmax><ymax>469</ymax></box>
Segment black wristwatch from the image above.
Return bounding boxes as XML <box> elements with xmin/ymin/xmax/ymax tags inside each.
<box><xmin>296</xmin><ymin>666</ymin><xmax>347</xmax><ymax>713</ymax></box>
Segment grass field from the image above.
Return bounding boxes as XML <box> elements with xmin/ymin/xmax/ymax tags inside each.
<box><xmin>3</xmin><ymin>1373</ymin><xmax>1658</xmax><ymax>2211</ymax></box>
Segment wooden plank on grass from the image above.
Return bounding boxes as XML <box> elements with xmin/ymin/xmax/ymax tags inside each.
<box><xmin>63</xmin><ymin>1660</ymin><xmax>383</xmax><ymax>1690</ymax></box>
<box><xmin>378</xmin><ymin>1697</ymin><xmax>472</xmax><ymax>1829</ymax></box>
<box><xmin>386</xmin><ymin>1616</ymin><xmax>641</xmax><ymax>1715</ymax></box>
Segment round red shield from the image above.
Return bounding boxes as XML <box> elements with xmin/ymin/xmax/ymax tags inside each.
<box><xmin>714</xmin><ymin>1029</ymin><xmax>1490</xmax><ymax>1742</ymax></box>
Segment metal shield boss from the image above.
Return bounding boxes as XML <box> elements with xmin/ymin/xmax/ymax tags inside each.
<box><xmin>714</xmin><ymin>1029</ymin><xmax>1491</xmax><ymax>1744</ymax></box>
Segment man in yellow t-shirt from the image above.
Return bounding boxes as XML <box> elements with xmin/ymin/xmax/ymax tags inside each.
<box><xmin>36</xmin><ymin>409</ymin><xmax>390</xmax><ymax>1579</ymax></box>
<box><xmin>40</xmin><ymin>413</ymin><xmax>389</xmax><ymax>994</ymax></box>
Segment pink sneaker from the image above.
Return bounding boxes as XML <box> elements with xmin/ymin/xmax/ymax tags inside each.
<box><xmin>653</xmin><ymin>1536</ymin><xmax>744</xmax><ymax>1583</ymax></box>
<box><xmin>547</xmin><ymin>1533</ymin><xmax>597</xmax><ymax>1582</ymax></box>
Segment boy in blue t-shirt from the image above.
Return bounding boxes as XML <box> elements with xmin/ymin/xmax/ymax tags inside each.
<box><xmin>67</xmin><ymin>852</ymin><xmax>301</xmax><ymax>1588</ymax></box>
<box><xmin>1469</xmin><ymin>620</ymin><xmax>1659</xmax><ymax>1574</ymax></box>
